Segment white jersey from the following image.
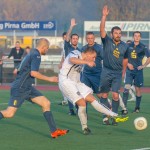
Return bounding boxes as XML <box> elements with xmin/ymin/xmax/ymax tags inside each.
<box><xmin>59</xmin><ymin>50</ymin><xmax>83</xmax><ymax>82</ymax></box>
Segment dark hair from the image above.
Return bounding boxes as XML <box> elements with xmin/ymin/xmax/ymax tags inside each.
<box><xmin>133</xmin><ymin>31</ymin><xmax>141</xmax><ymax>36</ymax></box>
<box><xmin>126</xmin><ymin>40</ymin><xmax>132</xmax><ymax>44</ymax></box>
<box><xmin>86</xmin><ymin>32</ymin><xmax>94</xmax><ymax>36</ymax></box>
<box><xmin>71</xmin><ymin>33</ymin><xmax>79</xmax><ymax>39</ymax></box>
<box><xmin>26</xmin><ymin>46</ymin><xmax>30</xmax><ymax>49</ymax></box>
<box><xmin>62</xmin><ymin>32</ymin><xmax>67</xmax><ymax>37</ymax></box>
<box><xmin>84</xmin><ymin>47</ymin><xmax>96</xmax><ymax>54</ymax></box>
<box><xmin>111</xmin><ymin>26</ymin><xmax>121</xmax><ymax>34</ymax></box>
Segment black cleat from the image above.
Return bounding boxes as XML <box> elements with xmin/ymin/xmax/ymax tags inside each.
<box><xmin>132</xmin><ymin>107</ymin><xmax>140</xmax><ymax>113</ymax></box>
<box><xmin>83</xmin><ymin>127</ymin><xmax>91</xmax><ymax>135</ymax></box>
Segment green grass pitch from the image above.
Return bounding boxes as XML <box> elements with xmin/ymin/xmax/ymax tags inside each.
<box><xmin>0</xmin><ymin>90</ymin><xmax>150</xmax><ymax>150</ymax></box>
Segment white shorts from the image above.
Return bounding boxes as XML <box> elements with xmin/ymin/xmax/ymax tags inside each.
<box><xmin>59</xmin><ymin>78</ymin><xmax>93</xmax><ymax>105</ymax></box>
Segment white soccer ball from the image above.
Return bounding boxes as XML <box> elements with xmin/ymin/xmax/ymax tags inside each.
<box><xmin>134</xmin><ymin>117</ymin><xmax>147</xmax><ymax>130</ymax></box>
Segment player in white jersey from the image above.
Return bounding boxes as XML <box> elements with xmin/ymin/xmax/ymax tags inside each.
<box><xmin>59</xmin><ymin>47</ymin><xmax>128</xmax><ymax>135</ymax></box>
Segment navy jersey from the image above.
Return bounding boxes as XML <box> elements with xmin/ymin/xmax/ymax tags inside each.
<box><xmin>64</xmin><ymin>40</ymin><xmax>80</xmax><ymax>57</ymax></box>
<box><xmin>127</xmin><ymin>42</ymin><xmax>150</xmax><ymax>68</ymax></box>
<box><xmin>81</xmin><ymin>43</ymin><xmax>103</xmax><ymax>74</ymax></box>
<box><xmin>101</xmin><ymin>34</ymin><xmax>128</xmax><ymax>71</ymax></box>
<box><xmin>12</xmin><ymin>49</ymin><xmax>41</xmax><ymax>89</ymax></box>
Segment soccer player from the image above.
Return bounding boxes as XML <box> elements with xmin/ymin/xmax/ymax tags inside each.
<box><xmin>59</xmin><ymin>47</ymin><xmax>127</xmax><ymax>135</ymax></box>
<box><xmin>122</xmin><ymin>31</ymin><xmax>150</xmax><ymax>113</ymax></box>
<box><xmin>0</xmin><ymin>38</ymin><xmax>69</xmax><ymax>138</ymax></box>
<box><xmin>81</xmin><ymin>32</ymin><xmax>103</xmax><ymax>100</ymax></box>
<box><xmin>99</xmin><ymin>5</ymin><xmax>128</xmax><ymax>125</ymax></box>
<box><xmin>61</xmin><ymin>18</ymin><xmax>80</xmax><ymax>115</ymax></box>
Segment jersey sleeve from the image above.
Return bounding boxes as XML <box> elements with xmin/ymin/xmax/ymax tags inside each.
<box><xmin>31</xmin><ymin>52</ymin><xmax>41</xmax><ymax>71</ymax></box>
<box><xmin>101</xmin><ymin>34</ymin><xmax>109</xmax><ymax>45</ymax></box>
<box><xmin>144</xmin><ymin>46</ymin><xmax>150</xmax><ymax>58</ymax></box>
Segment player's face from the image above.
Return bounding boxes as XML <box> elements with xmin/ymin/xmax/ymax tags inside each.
<box><xmin>86</xmin><ymin>34</ymin><xmax>95</xmax><ymax>46</ymax></box>
<box><xmin>133</xmin><ymin>33</ymin><xmax>141</xmax><ymax>43</ymax></box>
<box><xmin>71</xmin><ymin>35</ymin><xmax>79</xmax><ymax>47</ymax></box>
<box><xmin>112</xmin><ymin>29</ymin><xmax>121</xmax><ymax>42</ymax></box>
<box><xmin>85</xmin><ymin>52</ymin><xmax>96</xmax><ymax>62</ymax></box>
<box><xmin>41</xmin><ymin>45</ymin><xmax>49</xmax><ymax>55</ymax></box>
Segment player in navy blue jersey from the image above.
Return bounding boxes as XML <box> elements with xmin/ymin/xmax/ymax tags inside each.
<box><xmin>99</xmin><ymin>5</ymin><xmax>128</xmax><ymax>125</ymax></box>
<box><xmin>0</xmin><ymin>38</ymin><xmax>69</xmax><ymax>138</ymax></box>
<box><xmin>81</xmin><ymin>32</ymin><xmax>103</xmax><ymax>99</ymax></box>
<box><xmin>122</xmin><ymin>31</ymin><xmax>150</xmax><ymax>113</ymax></box>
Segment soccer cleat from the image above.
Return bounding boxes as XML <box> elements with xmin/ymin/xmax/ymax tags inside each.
<box><xmin>68</xmin><ymin>109</ymin><xmax>76</xmax><ymax>116</ymax></box>
<box><xmin>103</xmin><ymin>117</ymin><xmax>110</xmax><ymax>125</ymax></box>
<box><xmin>51</xmin><ymin>129</ymin><xmax>69</xmax><ymax>138</ymax></box>
<box><xmin>111</xmin><ymin>118</ymin><xmax>118</xmax><ymax>126</ymax></box>
<box><xmin>83</xmin><ymin>127</ymin><xmax>91</xmax><ymax>135</ymax></box>
<box><xmin>128</xmin><ymin>97</ymin><xmax>136</xmax><ymax>102</ymax></box>
<box><xmin>132</xmin><ymin>107</ymin><xmax>140</xmax><ymax>113</ymax></box>
<box><xmin>121</xmin><ymin>109</ymin><xmax>128</xmax><ymax>116</ymax></box>
<box><xmin>113</xmin><ymin>116</ymin><xmax>129</xmax><ymax>123</ymax></box>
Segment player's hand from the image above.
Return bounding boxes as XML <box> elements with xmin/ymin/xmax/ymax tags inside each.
<box><xmin>137</xmin><ymin>65</ymin><xmax>145</xmax><ymax>70</ymax></box>
<box><xmin>102</xmin><ymin>5</ymin><xmax>109</xmax><ymax>16</ymax></box>
<box><xmin>49</xmin><ymin>76</ymin><xmax>58</xmax><ymax>83</ymax></box>
<box><xmin>87</xmin><ymin>61</ymin><xmax>96</xmax><ymax>67</ymax></box>
<box><xmin>127</xmin><ymin>63</ymin><xmax>134</xmax><ymax>70</ymax></box>
<box><xmin>71</xmin><ymin>18</ymin><xmax>77</xmax><ymax>27</ymax></box>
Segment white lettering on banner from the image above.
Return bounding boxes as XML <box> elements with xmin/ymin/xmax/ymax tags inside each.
<box><xmin>21</xmin><ymin>22</ymin><xmax>40</xmax><ymax>29</ymax></box>
<box><xmin>4</xmin><ymin>23</ymin><xmax>20</xmax><ymax>29</ymax></box>
<box><xmin>84</xmin><ymin>21</ymin><xmax>150</xmax><ymax>31</ymax></box>
<box><xmin>43</xmin><ymin>22</ymin><xmax>54</xmax><ymax>29</ymax></box>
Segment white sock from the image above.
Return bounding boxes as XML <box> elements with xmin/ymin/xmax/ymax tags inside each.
<box><xmin>78</xmin><ymin>106</ymin><xmax>87</xmax><ymax>130</ymax></box>
<box><xmin>91</xmin><ymin>100</ymin><xmax>118</xmax><ymax>117</ymax></box>
<box><xmin>119</xmin><ymin>94</ymin><xmax>126</xmax><ymax>110</ymax></box>
<box><xmin>129</xmin><ymin>89</ymin><xmax>136</xmax><ymax>99</ymax></box>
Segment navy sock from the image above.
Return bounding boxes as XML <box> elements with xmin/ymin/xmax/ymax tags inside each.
<box><xmin>112</xmin><ymin>99</ymin><xmax>119</xmax><ymax>114</ymax></box>
<box><xmin>43</xmin><ymin>111</ymin><xmax>57</xmax><ymax>133</ymax></box>
<box><xmin>100</xmin><ymin>97</ymin><xmax>111</xmax><ymax>118</ymax></box>
<box><xmin>136</xmin><ymin>96</ymin><xmax>142</xmax><ymax>109</ymax></box>
<box><xmin>68</xmin><ymin>101</ymin><xmax>74</xmax><ymax>110</ymax></box>
<box><xmin>0</xmin><ymin>112</ymin><xmax>4</xmax><ymax>120</ymax></box>
<box><xmin>123</xmin><ymin>89</ymin><xmax>129</xmax><ymax>107</ymax></box>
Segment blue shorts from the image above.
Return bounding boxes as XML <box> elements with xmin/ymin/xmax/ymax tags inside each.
<box><xmin>8</xmin><ymin>86</ymin><xmax>43</xmax><ymax>108</ymax></box>
<box><xmin>125</xmin><ymin>68</ymin><xmax>143</xmax><ymax>87</ymax></box>
<box><xmin>81</xmin><ymin>72</ymin><xmax>101</xmax><ymax>94</ymax></box>
<box><xmin>99</xmin><ymin>67</ymin><xmax>122</xmax><ymax>93</ymax></box>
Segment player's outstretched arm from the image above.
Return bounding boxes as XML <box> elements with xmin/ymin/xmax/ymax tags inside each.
<box><xmin>100</xmin><ymin>5</ymin><xmax>109</xmax><ymax>38</ymax></box>
<box><xmin>66</xmin><ymin>18</ymin><xmax>77</xmax><ymax>42</ymax></box>
<box><xmin>30</xmin><ymin>71</ymin><xmax>58</xmax><ymax>83</ymax></box>
<box><xmin>69</xmin><ymin>57</ymin><xmax>95</xmax><ymax>67</ymax></box>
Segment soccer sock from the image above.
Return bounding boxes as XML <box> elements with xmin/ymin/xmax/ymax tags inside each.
<box><xmin>68</xmin><ymin>101</ymin><xmax>74</xmax><ymax>110</ymax></box>
<box><xmin>0</xmin><ymin>112</ymin><xmax>4</xmax><ymax>120</ymax></box>
<box><xmin>78</xmin><ymin>106</ymin><xmax>87</xmax><ymax>130</ymax></box>
<box><xmin>100</xmin><ymin>97</ymin><xmax>111</xmax><ymax>118</ymax></box>
<box><xmin>112</xmin><ymin>99</ymin><xmax>119</xmax><ymax>114</ymax></box>
<box><xmin>123</xmin><ymin>88</ymin><xmax>129</xmax><ymax>107</ymax></box>
<box><xmin>91</xmin><ymin>100</ymin><xmax>116</xmax><ymax>117</ymax></box>
<box><xmin>129</xmin><ymin>89</ymin><xmax>135</xmax><ymax>99</ymax></box>
<box><xmin>119</xmin><ymin>94</ymin><xmax>126</xmax><ymax>110</ymax></box>
<box><xmin>43</xmin><ymin>111</ymin><xmax>57</xmax><ymax>133</ymax></box>
<box><xmin>135</xmin><ymin>96</ymin><xmax>142</xmax><ymax>109</ymax></box>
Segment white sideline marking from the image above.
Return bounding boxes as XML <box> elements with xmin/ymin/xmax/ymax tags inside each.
<box><xmin>132</xmin><ymin>148</ymin><xmax>150</xmax><ymax>150</ymax></box>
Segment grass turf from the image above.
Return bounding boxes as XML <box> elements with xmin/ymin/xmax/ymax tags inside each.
<box><xmin>0</xmin><ymin>90</ymin><xmax>150</xmax><ymax>150</ymax></box>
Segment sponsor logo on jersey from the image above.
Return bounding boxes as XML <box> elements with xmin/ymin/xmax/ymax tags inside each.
<box><xmin>113</xmin><ymin>48</ymin><xmax>120</xmax><ymax>58</ymax></box>
<box><xmin>13</xmin><ymin>100</ymin><xmax>18</xmax><ymax>106</ymax></box>
<box><xmin>131</xmin><ymin>50</ymin><xmax>137</xmax><ymax>59</ymax></box>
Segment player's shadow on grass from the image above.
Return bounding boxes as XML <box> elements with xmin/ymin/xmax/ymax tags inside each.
<box><xmin>1</xmin><ymin>120</ymin><xmax>50</xmax><ymax>138</ymax></box>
